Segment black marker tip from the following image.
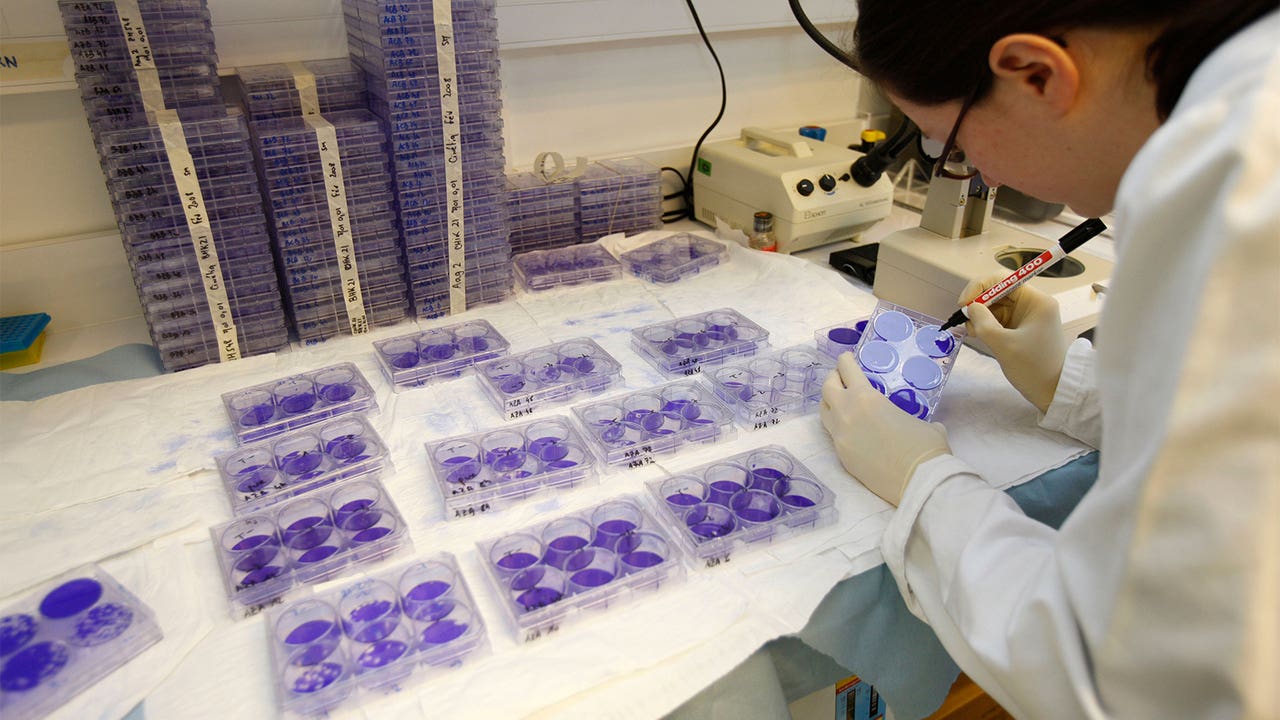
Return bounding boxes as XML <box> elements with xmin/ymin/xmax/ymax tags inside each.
<box><xmin>938</xmin><ymin>308</ymin><xmax>967</xmax><ymax>333</ymax></box>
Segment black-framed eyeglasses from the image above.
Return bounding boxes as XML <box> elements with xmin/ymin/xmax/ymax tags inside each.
<box><xmin>932</xmin><ymin>88</ymin><xmax>980</xmax><ymax>180</ymax></box>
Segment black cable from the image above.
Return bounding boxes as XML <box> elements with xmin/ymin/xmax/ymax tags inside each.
<box><xmin>679</xmin><ymin>0</ymin><xmax>727</xmax><ymax>223</ymax></box>
<box><xmin>787</xmin><ymin>0</ymin><xmax>859</xmax><ymax>71</ymax></box>
<box><xmin>660</xmin><ymin>166</ymin><xmax>690</xmax><ymax>224</ymax></box>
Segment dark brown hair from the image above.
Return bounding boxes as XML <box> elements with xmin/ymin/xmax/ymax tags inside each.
<box><xmin>851</xmin><ymin>0</ymin><xmax>1277</xmax><ymax>119</ymax></box>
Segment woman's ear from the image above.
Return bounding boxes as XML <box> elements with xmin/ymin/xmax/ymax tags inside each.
<box><xmin>989</xmin><ymin>33</ymin><xmax>1079</xmax><ymax>115</ymax></box>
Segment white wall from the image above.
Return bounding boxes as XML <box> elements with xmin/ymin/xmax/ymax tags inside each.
<box><xmin>0</xmin><ymin>0</ymin><xmax>872</xmax><ymax>334</ymax></box>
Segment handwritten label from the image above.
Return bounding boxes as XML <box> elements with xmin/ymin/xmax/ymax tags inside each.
<box><xmin>434</xmin><ymin>0</ymin><xmax>467</xmax><ymax>314</ymax></box>
<box><xmin>303</xmin><ymin>115</ymin><xmax>368</xmax><ymax>335</ymax></box>
<box><xmin>113</xmin><ymin>0</ymin><xmax>164</xmax><ymax>114</ymax></box>
<box><xmin>524</xmin><ymin>623</ymin><xmax>560</xmax><ymax>643</ymax></box>
<box><xmin>156</xmin><ymin>110</ymin><xmax>240</xmax><ymax>362</ymax></box>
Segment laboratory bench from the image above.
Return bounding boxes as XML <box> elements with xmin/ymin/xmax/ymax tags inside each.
<box><xmin>0</xmin><ymin>210</ymin><xmax>1101</xmax><ymax>720</ymax></box>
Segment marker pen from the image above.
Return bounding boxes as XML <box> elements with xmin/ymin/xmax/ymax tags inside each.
<box><xmin>939</xmin><ymin>217</ymin><xmax>1108</xmax><ymax>332</ymax></box>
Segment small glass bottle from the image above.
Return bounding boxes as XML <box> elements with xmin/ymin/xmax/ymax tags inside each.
<box><xmin>748</xmin><ymin>211</ymin><xmax>778</xmax><ymax>252</ymax></box>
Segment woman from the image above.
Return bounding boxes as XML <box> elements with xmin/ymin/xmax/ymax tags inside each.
<box><xmin>819</xmin><ymin>2</ymin><xmax>1279</xmax><ymax>718</ymax></box>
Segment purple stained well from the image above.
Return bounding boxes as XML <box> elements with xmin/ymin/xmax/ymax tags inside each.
<box><xmin>239</xmin><ymin>404</ymin><xmax>276</xmax><ymax>427</ymax></box>
<box><xmin>325</xmin><ymin>436</ymin><xmax>368</xmax><ymax>461</ymax></box>
<box><xmin>858</xmin><ymin>341</ymin><xmax>899</xmax><ymax>374</ymax></box>
<box><xmin>546</xmin><ymin>535</ymin><xmax>588</xmax><ymax>554</ymax></box>
<box><xmin>570</xmin><ymin>568</ymin><xmax>615</xmax><ymax>588</ymax></box>
<box><xmin>750</xmin><ymin>467</ymin><xmax>788</xmax><ymax>490</ymax></box>
<box><xmin>0</xmin><ymin>614</ymin><xmax>36</xmax><ymax>657</ymax></box>
<box><xmin>359</xmin><ymin>639</ymin><xmax>408</xmax><ymax>668</ymax></box>
<box><xmin>283</xmin><ymin>517</ymin><xmax>332</xmax><ymax>550</ymax></box>
<box><xmin>444</xmin><ymin>458</ymin><xmax>482</xmax><ymax>484</ymax></box>
<box><xmin>915</xmin><ymin>326</ymin><xmax>956</xmax><ymax>358</ymax></box>
<box><xmin>0</xmin><ymin>641</ymin><xmax>69</xmax><ymax>692</ymax></box>
<box><xmin>281</xmin><ymin>450</ymin><xmax>323</xmax><ymax>477</ymax></box>
<box><xmin>529</xmin><ymin>437</ymin><xmax>569</xmax><ymax>462</ymax></box>
<box><xmin>39</xmin><ymin>577</ymin><xmax>102</xmax><ymax>620</ymax></box>
<box><xmin>873</xmin><ymin>311</ymin><xmax>914</xmax><ymax>342</ymax></box>
<box><xmin>279</xmin><ymin>392</ymin><xmax>318</xmax><ymax>415</ymax></box>
<box><xmin>422</xmin><ymin>343</ymin><xmax>457</xmax><ymax>362</ymax></box>
<box><xmin>456</xmin><ymin>337</ymin><xmax>489</xmax><ymax>354</ymax></box>
<box><xmin>405</xmin><ymin>580</ymin><xmax>450</xmax><ymax>604</ymax></box>
<box><xmin>241</xmin><ymin>565</ymin><xmax>285</xmax><ymax>586</ymax></box>
<box><xmin>292</xmin><ymin>661</ymin><xmax>343</xmax><ymax>694</ymax></box>
<box><xmin>902</xmin><ymin>355</ymin><xmax>944</xmax><ymax>391</ymax></box>
<box><xmin>70</xmin><ymin>602</ymin><xmax>133</xmax><ymax>647</ymax></box>
<box><xmin>495</xmin><ymin>552</ymin><xmax>539</xmax><ymax>572</ymax></box>
<box><xmin>498</xmin><ymin>375</ymin><xmax>527</xmax><ymax>394</ymax></box>
<box><xmin>666</xmin><ymin>492</ymin><xmax>702</xmax><ymax>507</ymax></box>
<box><xmin>421</xmin><ymin>619</ymin><xmax>468</xmax><ymax>644</ymax></box>
<box><xmin>390</xmin><ymin>351</ymin><xmax>420</xmax><ymax>369</ymax></box>
<box><xmin>596</xmin><ymin>519</ymin><xmax>637</xmax><ymax>536</ymax></box>
<box><xmin>298</xmin><ymin>545</ymin><xmax>342</xmax><ymax>564</ymax></box>
<box><xmin>663</xmin><ymin>399</ymin><xmax>701</xmax><ymax>420</ymax></box>
<box><xmin>827</xmin><ymin>326</ymin><xmax>861</xmax><ymax>347</ymax></box>
<box><xmin>286</xmin><ymin>619</ymin><xmax>338</xmax><ymax>645</ymax></box>
<box><xmin>352</xmin><ymin>526</ymin><xmax>393</xmax><ymax>544</ymax></box>
<box><xmin>889</xmin><ymin>388</ymin><xmax>930</xmax><ymax>419</ymax></box>
<box><xmin>515</xmin><ymin>587</ymin><xmax>563</xmax><ymax>612</ymax></box>
<box><xmin>235</xmin><ymin>466</ymin><xmax>277</xmax><ymax>494</ymax></box>
<box><xmin>486</xmin><ymin>448</ymin><xmax>528</xmax><ymax>473</ymax></box>
<box><xmin>621</xmin><ymin>551</ymin><xmax>665</xmax><ymax>568</ymax></box>
<box><xmin>319</xmin><ymin>383</ymin><xmax>357</xmax><ymax>403</ymax></box>
<box><xmin>407</xmin><ymin>599</ymin><xmax>454</xmax><ymax>622</ymax></box>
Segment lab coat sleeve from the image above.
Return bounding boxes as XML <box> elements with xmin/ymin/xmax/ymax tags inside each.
<box><xmin>1039</xmin><ymin>338</ymin><xmax>1101</xmax><ymax>449</ymax></box>
<box><xmin>881</xmin><ymin>456</ymin><xmax>1105</xmax><ymax>719</ymax></box>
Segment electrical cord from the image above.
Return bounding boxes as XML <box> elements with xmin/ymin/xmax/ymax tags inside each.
<box><xmin>661</xmin><ymin>166</ymin><xmax>690</xmax><ymax>223</ymax></box>
<box><xmin>669</xmin><ymin>0</ymin><xmax>727</xmax><ymax>224</ymax></box>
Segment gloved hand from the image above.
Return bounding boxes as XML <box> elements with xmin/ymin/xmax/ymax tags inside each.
<box><xmin>820</xmin><ymin>352</ymin><xmax>950</xmax><ymax>506</ymax></box>
<box><xmin>959</xmin><ymin>274</ymin><xmax>1068</xmax><ymax>413</ymax></box>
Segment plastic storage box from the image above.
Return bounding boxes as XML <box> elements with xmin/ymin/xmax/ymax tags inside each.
<box><xmin>211</xmin><ymin>477</ymin><xmax>410</xmax><ymax>617</ymax></box>
<box><xmin>265</xmin><ymin>554</ymin><xmax>488</xmax><ymax>716</ymax></box>
<box><xmin>372</xmin><ymin>319</ymin><xmax>510</xmax><ymax>392</ymax></box>
<box><xmin>571</xmin><ymin>380</ymin><xmax>737</xmax><ymax>470</ymax></box>
<box><xmin>222</xmin><ymin>362</ymin><xmax>379</xmax><ymax>444</ymax></box>
<box><xmin>705</xmin><ymin>346</ymin><xmax>835</xmax><ymax>431</ymax></box>
<box><xmin>619</xmin><ymin>233</ymin><xmax>727</xmax><ymax>284</ymax></box>
<box><xmin>646</xmin><ymin>446</ymin><xmax>838</xmax><ymax>568</ymax></box>
<box><xmin>0</xmin><ymin>564</ymin><xmax>162</xmax><ymax>720</ymax></box>
<box><xmin>217</xmin><ymin>415</ymin><xmax>393</xmax><ymax>516</ymax></box>
<box><xmin>630</xmin><ymin>308</ymin><xmax>770</xmax><ymax>378</ymax></box>
<box><xmin>845</xmin><ymin>302</ymin><xmax>963</xmax><ymax>420</ymax></box>
<box><xmin>476</xmin><ymin>496</ymin><xmax>685</xmax><ymax>643</ymax></box>
<box><xmin>0</xmin><ymin>313</ymin><xmax>51</xmax><ymax>370</ymax></box>
<box><xmin>425</xmin><ymin>415</ymin><xmax>600</xmax><ymax>520</ymax></box>
<box><xmin>474</xmin><ymin>338</ymin><xmax>623</xmax><ymax>420</ymax></box>
<box><xmin>513</xmin><ymin>244</ymin><xmax>623</xmax><ymax>291</ymax></box>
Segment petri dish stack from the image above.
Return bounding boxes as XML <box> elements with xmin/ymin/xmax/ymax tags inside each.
<box><xmin>265</xmin><ymin>555</ymin><xmax>489</xmax><ymax>716</ymax></box>
<box><xmin>236</xmin><ymin>58</ymin><xmax>369</xmax><ymax>121</ymax></box>
<box><xmin>505</xmin><ymin>171</ymin><xmax>579</xmax><ymax>254</ymax></box>
<box><xmin>57</xmin><ymin>0</ymin><xmax>289</xmax><ymax>372</ymax></box>
<box><xmin>344</xmin><ymin>0</ymin><xmax>514</xmax><ymax>319</ymax></box>
<box><xmin>245</xmin><ymin>107</ymin><xmax>412</xmax><ymax>343</ymax></box>
<box><xmin>0</xmin><ymin>564</ymin><xmax>162</xmax><ymax>720</ymax></box>
<box><xmin>576</xmin><ymin>158</ymin><xmax>664</xmax><ymax>242</ymax></box>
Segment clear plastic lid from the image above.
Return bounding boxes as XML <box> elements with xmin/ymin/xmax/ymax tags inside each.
<box><xmin>474</xmin><ymin>338</ymin><xmax>623</xmax><ymax>420</ymax></box>
<box><xmin>630</xmin><ymin>308</ymin><xmax>770</xmax><ymax>377</ymax></box>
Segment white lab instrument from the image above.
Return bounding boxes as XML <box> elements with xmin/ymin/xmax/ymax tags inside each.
<box><xmin>873</xmin><ymin>171</ymin><xmax>1113</xmax><ymax>344</ymax></box>
<box><xmin>693</xmin><ymin>127</ymin><xmax>894</xmax><ymax>254</ymax></box>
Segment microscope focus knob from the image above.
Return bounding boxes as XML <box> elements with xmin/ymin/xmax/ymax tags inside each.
<box><xmin>819</xmin><ymin>174</ymin><xmax>837</xmax><ymax>192</ymax></box>
<box><xmin>796</xmin><ymin>178</ymin><xmax>815</xmax><ymax>197</ymax></box>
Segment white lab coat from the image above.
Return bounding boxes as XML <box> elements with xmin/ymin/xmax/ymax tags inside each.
<box><xmin>881</xmin><ymin>11</ymin><xmax>1280</xmax><ymax>719</ymax></box>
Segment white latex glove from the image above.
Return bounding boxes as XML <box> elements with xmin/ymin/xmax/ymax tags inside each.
<box><xmin>819</xmin><ymin>352</ymin><xmax>950</xmax><ymax>507</ymax></box>
<box><xmin>959</xmin><ymin>274</ymin><xmax>1068</xmax><ymax>414</ymax></box>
